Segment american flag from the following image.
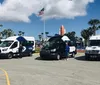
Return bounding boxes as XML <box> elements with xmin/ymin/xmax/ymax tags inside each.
<box><xmin>39</xmin><ymin>8</ymin><xmax>45</xmax><ymax>15</ymax></box>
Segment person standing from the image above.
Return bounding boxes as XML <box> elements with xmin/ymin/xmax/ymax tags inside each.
<box><xmin>19</xmin><ymin>42</ymin><xmax>23</xmax><ymax>58</ymax></box>
<box><xmin>65</xmin><ymin>42</ymin><xmax>70</xmax><ymax>60</ymax></box>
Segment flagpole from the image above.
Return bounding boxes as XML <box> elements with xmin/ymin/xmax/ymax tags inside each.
<box><xmin>38</xmin><ymin>7</ymin><xmax>45</xmax><ymax>42</ymax></box>
<box><xmin>43</xmin><ymin>19</ymin><xmax>45</xmax><ymax>41</ymax></box>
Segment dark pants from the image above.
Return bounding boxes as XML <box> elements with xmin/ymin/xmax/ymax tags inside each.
<box><xmin>19</xmin><ymin>47</ymin><xmax>23</xmax><ymax>58</ymax></box>
<box><xmin>65</xmin><ymin>52</ymin><xmax>69</xmax><ymax>58</ymax></box>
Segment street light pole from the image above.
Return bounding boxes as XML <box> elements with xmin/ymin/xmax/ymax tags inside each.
<box><xmin>43</xmin><ymin>20</ymin><xmax>45</xmax><ymax>41</ymax></box>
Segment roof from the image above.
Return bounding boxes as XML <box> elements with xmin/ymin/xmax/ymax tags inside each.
<box><xmin>49</xmin><ymin>35</ymin><xmax>70</xmax><ymax>41</ymax></box>
<box><xmin>90</xmin><ymin>35</ymin><xmax>100</xmax><ymax>40</ymax></box>
<box><xmin>0</xmin><ymin>39</ymin><xmax>6</xmax><ymax>41</ymax></box>
<box><xmin>5</xmin><ymin>36</ymin><xmax>35</xmax><ymax>41</ymax></box>
<box><xmin>6</xmin><ymin>36</ymin><xmax>19</xmax><ymax>41</ymax></box>
<box><xmin>61</xmin><ymin>35</ymin><xmax>70</xmax><ymax>41</ymax></box>
<box><xmin>24</xmin><ymin>36</ymin><xmax>35</xmax><ymax>41</ymax></box>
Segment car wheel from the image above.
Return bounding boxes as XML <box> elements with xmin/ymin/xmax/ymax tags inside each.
<box><xmin>56</xmin><ymin>54</ymin><xmax>60</xmax><ymax>60</ymax></box>
<box><xmin>8</xmin><ymin>53</ymin><xmax>13</xmax><ymax>59</ymax></box>
<box><xmin>85</xmin><ymin>55</ymin><xmax>90</xmax><ymax>60</ymax></box>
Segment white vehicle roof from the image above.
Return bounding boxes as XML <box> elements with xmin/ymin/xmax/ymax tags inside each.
<box><xmin>5</xmin><ymin>36</ymin><xmax>35</xmax><ymax>41</ymax></box>
<box><xmin>24</xmin><ymin>36</ymin><xmax>35</xmax><ymax>41</ymax></box>
<box><xmin>90</xmin><ymin>35</ymin><xmax>100</xmax><ymax>40</ymax></box>
<box><xmin>0</xmin><ymin>39</ymin><xmax>5</xmax><ymax>41</ymax></box>
<box><xmin>61</xmin><ymin>35</ymin><xmax>70</xmax><ymax>41</ymax></box>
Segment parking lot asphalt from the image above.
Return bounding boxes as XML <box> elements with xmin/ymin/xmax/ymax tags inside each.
<box><xmin>0</xmin><ymin>53</ymin><xmax>100</xmax><ymax>85</ymax></box>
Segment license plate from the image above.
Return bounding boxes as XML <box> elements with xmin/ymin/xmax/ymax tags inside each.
<box><xmin>90</xmin><ymin>56</ymin><xmax>97</xmax><ymax>58</ymax></box>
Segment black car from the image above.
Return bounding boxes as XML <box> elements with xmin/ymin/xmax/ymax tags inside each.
<box><xmin>40</xmin><ymin>35</ymin><xmax>77</xmax><ymax>60</ymax></box>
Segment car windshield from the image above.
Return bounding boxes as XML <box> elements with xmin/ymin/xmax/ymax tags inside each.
<box><xmin>0</xmin><ymin>41</ymin><xmax>13</xmax><ymax>47</ymax></box>
<box><xmin>43</xmin><ymin>37</ymin><xmax>60</xmax><ymax>49</ymax></box>
<box><xmin>89</xmin><ymin>40</ymin><xmax>100</xmax><ymax>46</ymax></box>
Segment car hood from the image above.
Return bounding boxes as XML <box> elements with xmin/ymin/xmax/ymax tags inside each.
<box><xmin>0</xmin><ymin>47</ymin><xmax>9</xmax><ymax>50</ymax></box>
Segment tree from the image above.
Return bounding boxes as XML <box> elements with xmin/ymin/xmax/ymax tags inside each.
<box><xmin>65</xmin><ymin>31</ymin><xmax>76</xmax><ymax>42</ymax></box>
<box><xmin>88</xmin><ymin>19</ymin><xmax>100</xmax><ymax>35</ymax></box>
<box><xmin>18</xmin><ymin>31</ymin><xmax>25</xmax><ymax>36</ymax></box>
<box><xmin>81</xmin><ymin>29</ymin><xmax>90</xmax><ymax>46</ymax></box>
<box><xmin>2</xmin><ymin>29</ymin><xmax>14</xmax><ymax>38</ymax></box>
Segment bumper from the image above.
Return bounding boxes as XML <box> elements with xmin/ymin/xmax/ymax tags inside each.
<box><xmin>85</xmin><ymin>53</ymin><xmax>100</xmax><ymax>58</ymax></box>
<box><xmin>0</xmin><ymin>53</ymin><xmax>8</xmax><ymax>58</ymax></box>
<box><xmin>40</xmin><ymin>51</ymin><xmax>57</xmax><ymax>59</ymax></box>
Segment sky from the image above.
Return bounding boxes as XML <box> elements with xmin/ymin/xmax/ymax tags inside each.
<box><xmin>0</xmin><ymin>0</ymin><xmax>100</xmax><ymax>40</ymax></box>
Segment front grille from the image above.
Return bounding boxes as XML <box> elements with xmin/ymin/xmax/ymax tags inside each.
<box><xmin>89</xmin><ymin>50</ymin><xmax>99</xmax><ymax>54</ymax></box>
<box><xmin>41</xmin><ymin>50</ymin><xmax>50</xmax><ymax>54</ymax></box>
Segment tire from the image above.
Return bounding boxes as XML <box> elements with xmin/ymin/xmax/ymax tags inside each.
<box><xmin>8</xmin><ymin>53</ymin><xmax>13</xmax><ymax>59</ymax></box>
<box><xmin>56</xmin><ymin>54</ymin><xmax>60</xmax><ymax>60</ymax></box>
<box><xmin>85</xmin><ymin>54</ymin><xmax>90</xmax><ymax>60</ymax></box>
<box><xmin>71</xmin><ymin>53</ymin><xmax>75</xmax><ymax>58</ymax></box>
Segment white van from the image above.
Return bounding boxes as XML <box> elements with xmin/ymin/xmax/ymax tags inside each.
<box><xmin>0</xmin><ymin>39</ymin><xmax>5</xmax><ymax>44</ymax></box>
<box><xmin>0</xmin><ymin>36</ymin><xmax>35</xmax><ymax>59</ymax></box>
<box><xmin>85</xmin><ymin>35</ymin><xmax>100</xmax><ymax>60</ymax></box>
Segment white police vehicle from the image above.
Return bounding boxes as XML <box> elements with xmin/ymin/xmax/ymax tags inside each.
<box><xmin>85</xmin><ymin>35</ymin><xmax>100</xmax><ymax>60</ymax></box>
<box><xmin>0</xmin><ymin>36</ymin><xmax>35</xmax><ymax>59</ymax></box>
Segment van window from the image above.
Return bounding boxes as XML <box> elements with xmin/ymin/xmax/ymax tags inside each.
<box><xmin>11</xmin><ymin>42</ymin><xmax>18</xmax><ymax>48</ymax></box>
<box><xmin>28</xmin><ymin>41</ymin><xmax>34</xmax><ymax>46</ymax></box>
<box><xmin>89</xmin><ymin>40</ymin><xmax>100</xmax><ymax>46</ymax></box>
<box><xmin>22</xmin><ymin>41</ymin><xmax>34</xmax><ymax>46</ymax></box>
<box><xmin>0</xmin><ymin>41</ymin><xmax>13</xmax><ymax>47</ymax></box>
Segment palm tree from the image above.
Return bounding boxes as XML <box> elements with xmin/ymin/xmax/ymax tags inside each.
<box><xmin>45</xmin><ymin>32</ymin><xmax>49</xmax><ymax>41</ymax></box>
<box><xmin>81</xmin><ymin>29</ymin><xmax>90</xmax><ymax>46</ymax></box>
<box><xmin>38</xmin><ymin>35</ymin><xmax>42</xmax><ymax>41</ymax></box>
<box><xmin>18</xmin><ymin>31</ymin><xmax>25</xmax><ymax>36</ymax></box>
<box><xmin>22</xmin><ymin>32</ymin><xmax>25</xmax><ymax>36</ymax></box>
<box><xmin>18</xmin><ymin>31</ymin><xmax>22</xmax><ymax>36</ymax></box>
<box><xmin>88</xmin><ymin>19</ymin><xmax>100</xmax><ymax>35</ymax></box>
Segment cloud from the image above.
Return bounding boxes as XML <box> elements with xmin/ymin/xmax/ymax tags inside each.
<box><xmin>0</xmin><ymin>0</ymin><xmax>94</xmax><ymax>22</ymax></box>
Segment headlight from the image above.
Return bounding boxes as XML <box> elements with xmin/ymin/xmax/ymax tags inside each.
<box><xmin>51</xmin><ymin>49</ymin><xmax>56</xmax><ymax>52</ymax></box>
<box><xmin>2</xmin><ymin>48</ymin><xmax>8</xmax><ymax>51</ymax></box>
<box><xmin>98</xmin><ymin>50</ymin><xmax>100</xmax><ymax>54</ymax></box>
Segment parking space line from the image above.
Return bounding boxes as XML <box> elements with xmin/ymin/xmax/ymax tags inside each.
<box><xmin>0</xmin><ymin>68</ymin><xmax>10</xmax><ymax>85</ymax></box>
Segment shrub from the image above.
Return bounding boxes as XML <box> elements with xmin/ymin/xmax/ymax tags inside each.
<box><xmin>35</xmin><ymin>47</ymin><xmax>41</xmax><ymax>53</ymax></box>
